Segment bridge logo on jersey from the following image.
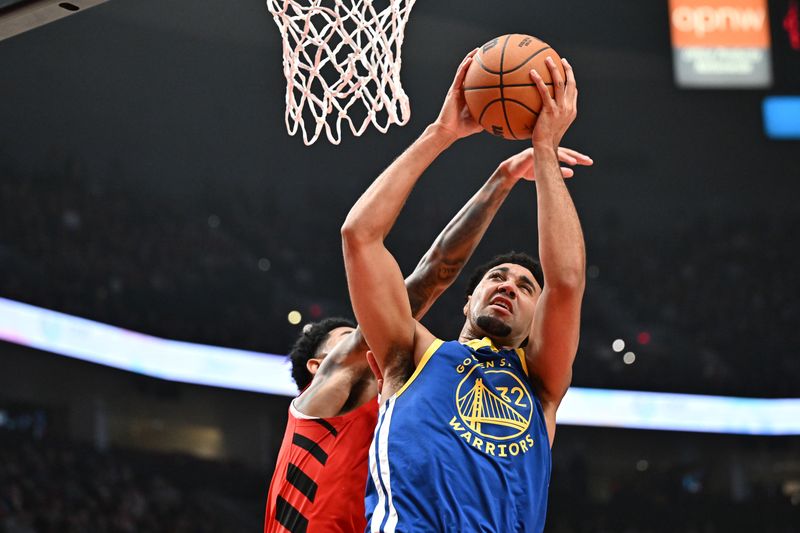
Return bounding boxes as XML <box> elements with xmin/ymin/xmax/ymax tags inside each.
<box><xmin>455</xmin><ymin>366</ymin><xmax>533</xmax><ymax>441</ymax></box>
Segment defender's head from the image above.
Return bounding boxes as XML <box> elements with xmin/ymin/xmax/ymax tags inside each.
<box><xmin>289</xmin><ymin>317</ymin><xmax>356</xmax><ymax>391</ymax></box>
<box><xmin>463</xmin><ymin>252</ymin><xmax>543</xmax><ymax>347</ymax></box>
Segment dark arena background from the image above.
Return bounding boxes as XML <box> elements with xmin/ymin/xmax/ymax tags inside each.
<box><xmin>1</xmin><ymin>0</ymin><xmax>799</xmax><ymax>532</ymax></box>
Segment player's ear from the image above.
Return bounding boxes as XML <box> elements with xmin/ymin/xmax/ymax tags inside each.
<box><xmin>307</xmin><ymin>357</ymin><xmax>322</xmax><ymax>376</ymax></box>
<box><xmin>463</xmin><ymin>296</ymin><xmax>471</xmax><ymax>317</ymax></box>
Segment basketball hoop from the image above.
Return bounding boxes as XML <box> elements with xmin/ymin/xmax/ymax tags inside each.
<box><xmin>267</xmin><ymin>0</ymin><xmax>416</xmax><ymax>145</ymax></box>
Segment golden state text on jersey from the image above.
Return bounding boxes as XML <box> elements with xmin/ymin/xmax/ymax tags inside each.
<box><xmin>365</xmin><ymin>338</ymin><xmax>551</xmax><ymax>533</ymax></box>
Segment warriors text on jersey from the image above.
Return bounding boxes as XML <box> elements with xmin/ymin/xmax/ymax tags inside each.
<box><xmin>366</xmin><ymin>338</ymin><xmax>552</xmax><ymax>532</ymax></box>
<box><xmin>265</xmin><ymin>397</ymin><xmax>378</xmax><ymax>533</ymax></box>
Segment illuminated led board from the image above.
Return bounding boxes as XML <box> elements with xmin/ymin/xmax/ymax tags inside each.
<box><xmin>669</xmin><ymin>0</ymin><xmax>773</xmax><ymax>88</ymax></box>
<box><xmin>0</xmin><ymin>297</ymin><xmax>798</xmax><ymax>435</ymax></box>
<box><xmin>0</xmin><ymin>297</ymin><xmax>297</xmax><ymax>396</ymax></box>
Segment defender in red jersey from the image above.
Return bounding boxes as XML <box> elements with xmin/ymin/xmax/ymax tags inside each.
<box><xmin>265</xmin><ymin>53</ymin><xmax>591</xmax><ymax>533</ymax></box>
<box><xmin>265</xmin><ymin>382</ymin><xmax>377</xmax><ymax>533</ymax></box>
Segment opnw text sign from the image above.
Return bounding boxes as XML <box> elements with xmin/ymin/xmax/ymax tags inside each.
<box><xmin>669</xmin><ymin>0</ymin><xmax>772</xmax><ymax>88</ymax></box>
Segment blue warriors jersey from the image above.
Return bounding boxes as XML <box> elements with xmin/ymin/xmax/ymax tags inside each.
<box><xmin>365</xmin><ymin>338</ymin><xmax>551</xmax><ymax>533</ymax></box>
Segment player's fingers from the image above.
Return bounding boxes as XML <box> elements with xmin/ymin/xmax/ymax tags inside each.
<box><xmin>514</xmin><ymin>147</ymin><xmax>535</xmax><ymax>159</ymax></box>
<box><xmin>562</xmin><ymin>58</ymin><xmax>577</xmax><ymax>95</ymax></box>
<box><xmin>558</xmin><ymin>147</ymin><xmax>593</xmax><ymax>165</ymax></box>
<box><xmin>546</xmin><ymin>56</ymin><xmax>565</xmax><ymax>105</ymax></box>
<box><xmin>557</xmin><ymin>151</ymin><xmax>578</xmax><ymax>166</ymax></box>
<box><xmin>529</xmin><ymin>69</ymin><xmax>555</xmax><ymax>109</ymax></box>
<box><xmin>562</xmin><ymin>58</ymin><xmax>578</xmax><ymax>110</ymax></box>
<box><xmin>509</xmin><ymin>148</ymin><xmax>534</xmax><ymax>175</ymax></box>
<box><xmin>452</xmin><ymin>48</ymin><xmax>478</xmax><ymax>90</ymax></box>
<box><xmin>560</xmin><ymin>167</ymin><xmax>575</xmax><ymax>178</ymax></box>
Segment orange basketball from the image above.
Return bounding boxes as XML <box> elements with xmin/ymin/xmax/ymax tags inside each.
<box><xmin>464</xmin><ymin>34</ymin><xmax>566</xmax><ymax>141</ymax></box>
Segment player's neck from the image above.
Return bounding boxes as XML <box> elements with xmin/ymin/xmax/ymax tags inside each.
<box><xmin>458</xmin><ymin>322</ymin><xmax>521</xmax><ymax>351</ymax></box>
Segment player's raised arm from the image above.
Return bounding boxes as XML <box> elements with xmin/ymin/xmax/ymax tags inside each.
<box><xmin>341</xmin><ymin>51</ymin><xmax>480</xmax><ymax>378</ymax></box>
<box><xmin>525</xmin><ymin>57</ymin><xmax>587</xmax><ymax>438</ymax></box>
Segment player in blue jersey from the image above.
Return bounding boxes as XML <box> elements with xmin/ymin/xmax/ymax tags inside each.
<box><xmin>341</xmin><ymin>50</ymin><xmax>588</xmax><ymax>532</ymax></box>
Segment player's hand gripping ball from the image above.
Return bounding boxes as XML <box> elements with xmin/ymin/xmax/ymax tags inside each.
<box><xmin>464</xmin><ymin>34</ymin><xmax>566</xmax><ymax>141</ymax></box>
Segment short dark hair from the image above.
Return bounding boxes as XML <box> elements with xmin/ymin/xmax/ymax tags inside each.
<box><xmin>465</xmin><ymin>251</ymin><xmax>544</xmax><ymax>298</ymax></box>
<box><xmin>288</xmin><ymin>317</ymin><xmax>356</xmax><ymax>391</ymax></box>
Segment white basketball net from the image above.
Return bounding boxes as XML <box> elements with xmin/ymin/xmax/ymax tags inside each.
<box><xmin>267</xmin><ymin>0</ymin><xmax>416</xmax><ymax>145</ymax></box>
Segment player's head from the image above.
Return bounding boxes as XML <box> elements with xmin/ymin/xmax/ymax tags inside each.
<box><xmin>289</xmin><ymin>317</ymin><xmax>356</xmax><ymax>391</ymax></box>
<box><xmin>463</xmin><ymin>252</ymin><xmax>543</xmax><ymax>346</ymax></box>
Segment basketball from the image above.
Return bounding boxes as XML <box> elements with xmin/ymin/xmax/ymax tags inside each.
<box><xmin>464</xmin><ymin>34</ymin><xmax>566</xmax><ymax>141</ymax></box>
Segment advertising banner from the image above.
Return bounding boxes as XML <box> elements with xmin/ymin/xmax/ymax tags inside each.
<box><xmin>670</xmin><ymin>0</ymin><xmax>773</xmax><ymax>87</ymax></box>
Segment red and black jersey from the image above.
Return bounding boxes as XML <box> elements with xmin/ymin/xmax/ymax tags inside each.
<box><xmin>264</xmin><ymin>397</ymin><xmax>378</xmax><ymax>533</ymax></box>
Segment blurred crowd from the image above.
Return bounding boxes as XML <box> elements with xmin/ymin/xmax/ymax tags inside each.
<box><xmin>0</xmin><ymin>160</ymin><xmax>798</xmax><ymax>396</ymax></box>
<box><xmin>0</xmin><ymin>430</ymin><xmax>261</xmax><ymax>533</ymax></box>
<box><xmin>582</xmin><ymin>212</ymin><xmax>800</xmax><ymax>397</ymax></box>
<box><xmin>0</xmin><ymin>159</ymin><xmax>327</xmax><ymax>354</ymax></box>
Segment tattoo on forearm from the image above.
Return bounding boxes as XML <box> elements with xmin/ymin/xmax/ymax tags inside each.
<box><xmin>407</xmin><ymin>177</ymin><xmax>512</xmax><ymax>317</ymax></box>
<box><xmin>408</xmin><ymin>268</ymin><xmax>438</xmax><ymax>316</ymax></box>
<box><xmin>437</xmin><ymin>195</ymin><xmax>493</xmax><ymax>265</ymax></box>
<box><xmin>438</xmin><ymin>263</ymin><xmax>461</xmax><ymax>280</ymax></box>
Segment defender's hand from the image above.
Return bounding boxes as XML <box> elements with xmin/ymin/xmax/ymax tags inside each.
<box><xmin>529</xmin><ymin>57</ymin><xmax>578</xmax><ymax>149</ymax></box>
<box><xmin>498</xmin><ymin>146</ymin><xmax>593</xmax><ymax>181</ymax></box>
<box><xmin>432</xmin><ymin>49</ymin><xmax>483</xmax><ymax>141</ymax></box>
